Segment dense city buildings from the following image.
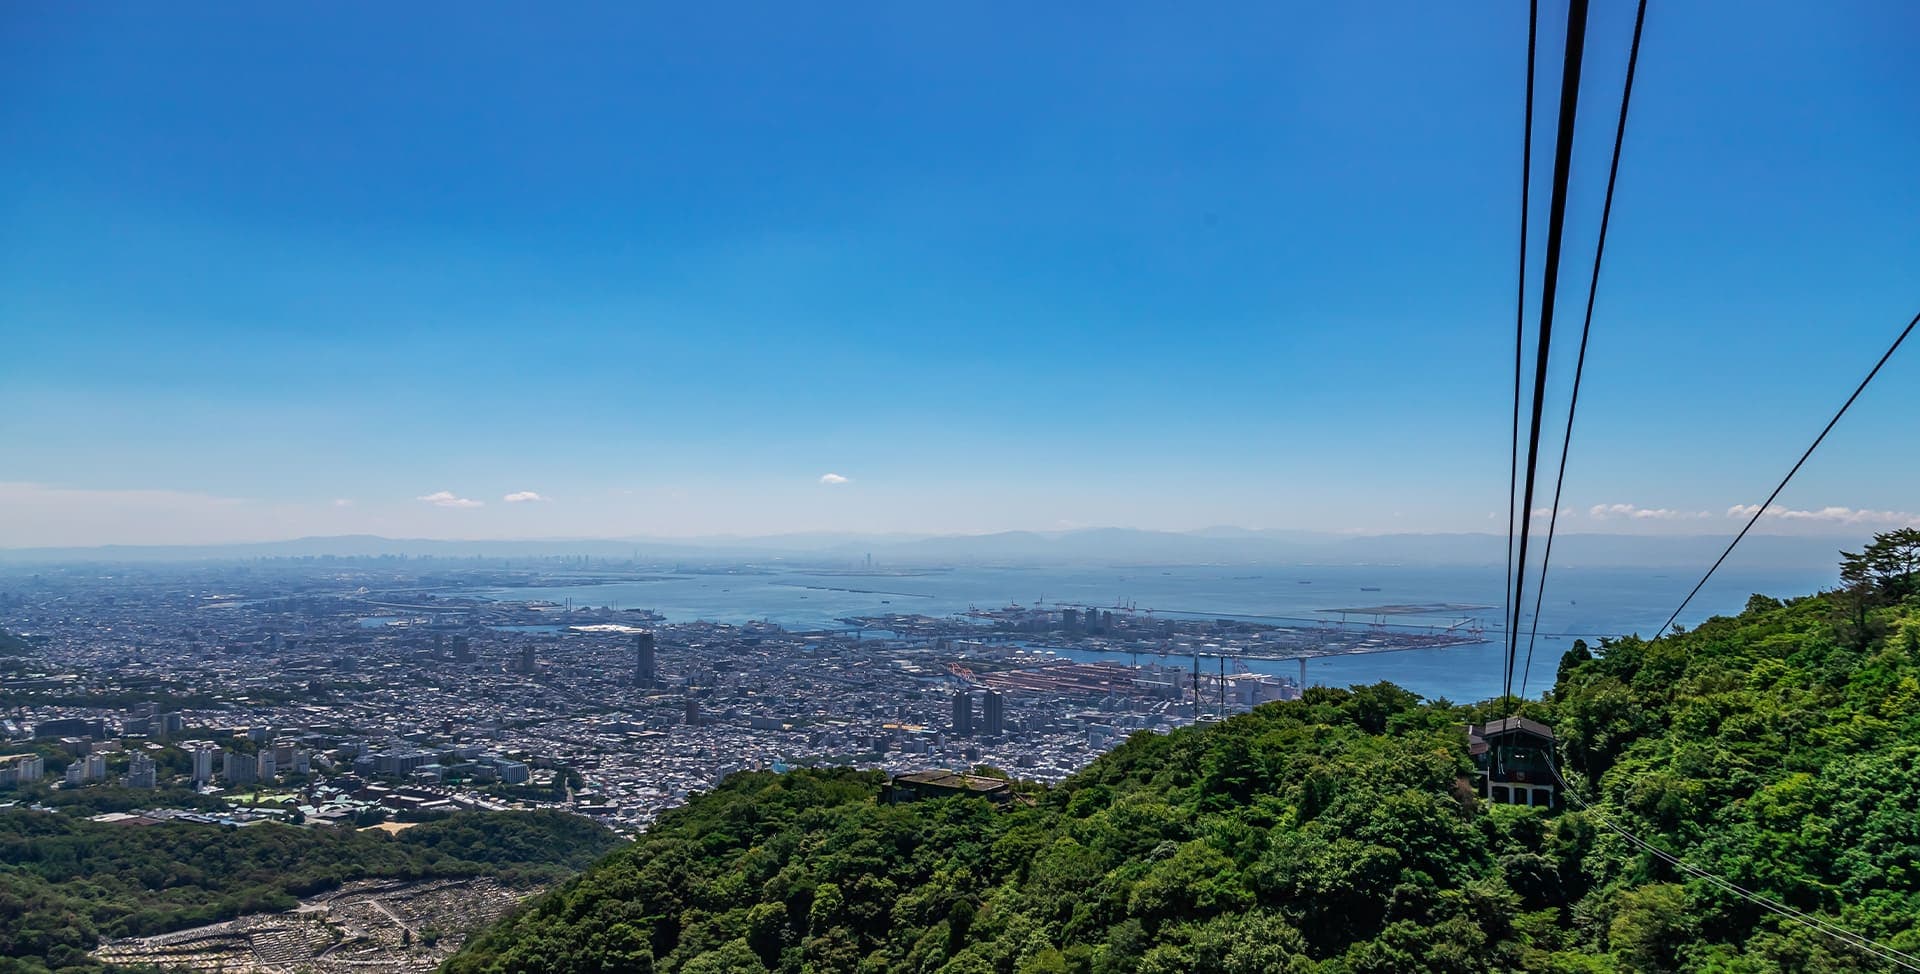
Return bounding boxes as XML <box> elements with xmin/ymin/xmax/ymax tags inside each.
<box><xmin>0</xmin><ymin>559</ymin><xmax>1319</xmax><ymax>831</ymax></box>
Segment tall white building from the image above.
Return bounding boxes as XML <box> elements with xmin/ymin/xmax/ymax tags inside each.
<box><xmin>125</xmin><ymin>753</ymin><xmax>157</xmax><ymax>788</ymax></box>
<box><xmin>191</xmin><ymin>745</ymin><xmax>215</xmax><ymax>785</ymax></box>
<box><xmin>0</xmin><ymin>754</ymin><xmax>43</xmax><ymax>786</ymax></box>
<box><xmin>223</xmin><ymin>749</ymin><xmax>257</xmax><ymax>785</ymax></box>
<box><xmin>65</xmin><ymin>753</ymin><xmax>106</xmax><ymax>785</ymax></box>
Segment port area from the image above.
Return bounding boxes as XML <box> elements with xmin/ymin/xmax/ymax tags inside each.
<box><xmin>846</xmin><ymin>600</ymin><xmax>1491</xmax><ymax>665</ymax></box>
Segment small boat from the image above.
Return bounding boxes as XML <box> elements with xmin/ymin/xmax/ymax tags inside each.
<box><xmin>1361</xmin><ymin>586</ymin><xmax>1382</xmax><ymax>592</ymax></box>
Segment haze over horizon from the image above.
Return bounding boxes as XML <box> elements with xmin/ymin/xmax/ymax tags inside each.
<box><xmin>4</xmin><ymin>3</ymin><xmax>1916</xmax><ymax>549</ymax></box>
<box><xmin>0</xmin><ymin>525</ymin><xmax>1879</xmax><ymax>581</ymax></box>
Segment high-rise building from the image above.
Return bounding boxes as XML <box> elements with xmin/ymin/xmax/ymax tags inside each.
<box><xmin>451</xmin><ymin>635</ymin><xmax>472</xmax><ymax>662</ymax></box>
<box><xmin>685</xmin><ymin>696</ymin><xmax>702</xmax><ymax>726</ymax></box>
<box><xmin>0</xmin><ymin>754</ymin><xmax>44</xmax><ymax>787</ymax></box>
<box><xmin>257</xmin><ymin>751</ymin><xmax>278</xmax><ymax>781</ymax></box>
<box><xmin>190</xmin><ymin>745</ymin><xmax>215</xmax><ymax>785</ymax></box>
<box><xmin>517</xmin><ymin>645</ymin><xmax>537</xmax><ymax>675</ymax></box>
<box><xmin>125</xmin><ymin>753</ymin><xmax>157</xmax><ymax>788</ymax></box>
<box><xmin>223</xmin><ymin>749</ymin><xmax>257</xmax><ymax>785</ymax></box>
<box><xmin>951</xmin><ymin>692</ymin><xmax>973</xmax><ymax>738</ymax></box>
<box><xmin>982</xmin><ymin>691</ymin><xmax>1005</xmax><ymax>737</ymax></box>
<box><xmin>65</xmin><ymin>753</ymin><xmax>108</xmax><ymax>785</ymax></box>
<box><xmin>634</xmin><ymin>632</ymin><xmax>656</xmax><ymax>688</ymax></box>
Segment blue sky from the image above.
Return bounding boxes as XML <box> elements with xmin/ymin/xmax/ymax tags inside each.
<box><xmin>2</xmin><ymin>2</ymin><xmax>1916</xmax><ymax>546</ymax></box>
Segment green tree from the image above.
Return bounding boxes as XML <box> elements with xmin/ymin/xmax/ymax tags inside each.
<box><xmin>1608</xmin><ymin>883</ymin><xmax>1693</xmax><ymax>973</ymax></box>
<box><xmin>681</xmin><ymin>938</ymin><xmax>768</xmax><ymax>974</ymax></box>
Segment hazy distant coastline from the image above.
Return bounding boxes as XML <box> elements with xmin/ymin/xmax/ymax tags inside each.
<box><xmin>0</xmin><ymin>526</ymin><xmax>1863</xmax><ymax>570</ymax></box>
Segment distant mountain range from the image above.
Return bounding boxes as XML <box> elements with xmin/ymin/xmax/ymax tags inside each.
<box><xmin>0</xmin><ymin>527</ymin><xmax>1863</xmax><ymax>570</ymax></box>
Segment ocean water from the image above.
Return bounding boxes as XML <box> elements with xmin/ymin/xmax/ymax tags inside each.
<box><xmin>471</xmin><ymin>563</ymin><xmax>1835</xmax><ymax>704</ymax></box>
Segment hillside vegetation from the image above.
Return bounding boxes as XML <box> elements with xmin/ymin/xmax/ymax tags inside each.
<box><xmin>448</xmin><ymin>533</ymin><xmax>1920</xmax><ymax>973</ymax></box>
<box><xmin>0</xmin><ymin>809</ymin><xmax>618</xmax><ymax>973</ymax></box>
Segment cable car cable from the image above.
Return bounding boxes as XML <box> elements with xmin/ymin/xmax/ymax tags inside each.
<box><xmin>1653</xmin><ymin>309</ymin><xmax>1918</xmax><ymax>640</ymax></box>
<box><xmin>1545</xmin><ymin>753</ymin><xmax>1920</xmax><ymax>971</ymax></box>
<box><xmin>1519</xmin><ymin>0</ymin><xmax>1648</xmax><ymax>703</ymax></box>
<box><xmin>1506</xmin><ymin>0</ymin><xmax>1591</xmax><ymax>710</ymax></box>
<box><xmin>1502</xmin><ymin>0</ymin><xmax>1541</xmax><ymax>709</ymax></box>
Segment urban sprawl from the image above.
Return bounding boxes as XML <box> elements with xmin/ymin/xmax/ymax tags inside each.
<box><xmin>0</xmin><ymin>561</ymin><xmax>1483</xmax><ymax>833</ymax></box>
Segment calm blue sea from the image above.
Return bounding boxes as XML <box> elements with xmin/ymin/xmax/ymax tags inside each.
<box><xmin>471</xmin><ymin>563</ymin><xmax>1835</xmax><ymax>704</ymax></box>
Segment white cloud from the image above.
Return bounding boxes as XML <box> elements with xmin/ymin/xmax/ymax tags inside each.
<box><xmin>818</xmin><ymin>473</ymin><xmax>850</xmax><ymax>485</ymax></box>
<box><xmin>417</xmin><ymin>490</ymin><xmax>483</xmax><ymax>509</ymax></box>
<box><xmin>1727</xmin><ymin>504</ymin><xmax>1919</xmax><ymax>525</ymax></box>
<box><xmin>1589</xmin><ymin>503</ymin><xmax>1710</xmax><ymax>521</ymax></box>
<box><xmin>332</xmin><ymin>498</ymin><xmax>354</xmax><ymax>508</ymax></box>
<box><xmin>503</xmin><ymin>491</ymin><xmax>547</xmax><ymax>503</ymax></box>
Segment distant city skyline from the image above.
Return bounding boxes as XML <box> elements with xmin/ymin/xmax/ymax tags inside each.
<box><xmin>3</xmin><ymin>3</ymin><xmax>1916</xmax><ymax>548</ymax></box>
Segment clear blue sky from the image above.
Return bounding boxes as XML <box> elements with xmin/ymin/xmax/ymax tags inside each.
<box><xmin>2</xmin><ymin>2</ymin><xmax>1916</xmax><ymax>545</ymax></box>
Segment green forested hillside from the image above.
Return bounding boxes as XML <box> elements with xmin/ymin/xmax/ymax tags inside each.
<box><xmin>0</xmin><ymin>809</ymin><xmax>618</xmax><ymax>973</ymax></box>
<box><xmin>447</xmin><ymin>538</ymin><xmax>1920</xmax><ymax>973</ymax></box>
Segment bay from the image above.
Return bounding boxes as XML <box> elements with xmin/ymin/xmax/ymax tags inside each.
<box><xmin>468</xmin><ymin>562</ymin><xmax>1834</xmax><ymax>704</ymax></box>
